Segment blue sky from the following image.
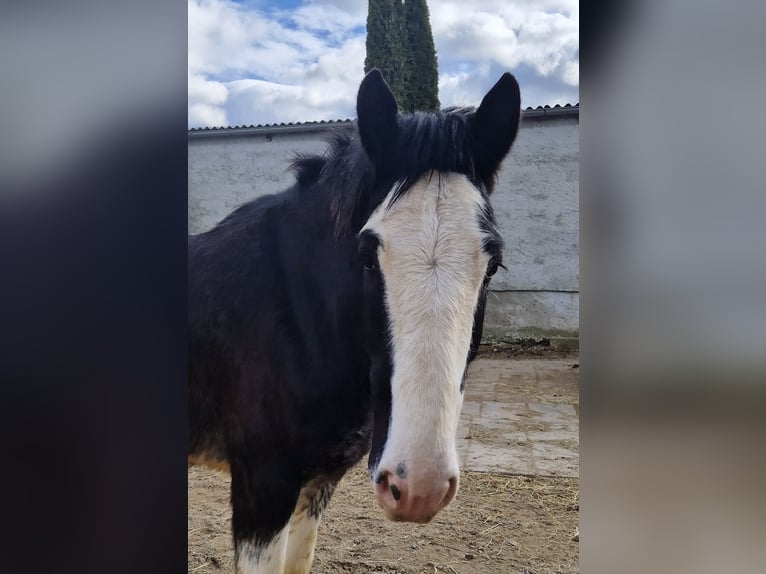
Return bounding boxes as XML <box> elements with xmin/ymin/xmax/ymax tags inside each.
<box><xmin>189</xmin><ymin>0</ymin><xmax>579</xmax><ymax>127</ymax></box>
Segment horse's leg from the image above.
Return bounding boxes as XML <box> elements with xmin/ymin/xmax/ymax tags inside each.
<box><xmin>283</xmin><ymin>477</ymin><xmax>338</xmax><ymax>574</ymax></box>
<box><xmin>230</xmin><ymin>456</ymin><xmax>301</xmax><ymax>574</ymax></box>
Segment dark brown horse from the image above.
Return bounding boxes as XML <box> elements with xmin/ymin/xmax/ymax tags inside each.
<box><xmin>188</xmin><ymin>69</ymin><xmax>520</xmax><ymax>573</ymax></box>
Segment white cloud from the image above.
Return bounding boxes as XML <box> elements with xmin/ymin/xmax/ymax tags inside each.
<box><xmin>188</xmin><ymin>72</ymin><xmax>229</xmax><ymax>126</ymax></box>
<box><xmin>220</xmin><ymin>33</ymin><xmax>367</xmax><ymax>125</ymax></box>
<box><xmin>430</xmin><ymin>0</ymin><xmax>578</xmax><ymax>84</ymax></box>
<box><xmin>438</xmin><ymin>64</ymin><xmax>492</xmax><ymax>108</ymax></box>
<box><xmin>189</xmin><ymin>102</ymin><xmax>229</xmax><ymax>127</ymax></box>
<box><xmin>188</xmin><ymin>0</ymin><xmax>579</xmax><ymax>127</ymax></box>
<box><xmin>188</xmin><ymin>0</ymin><xmax>325</xmax><ymax>80</ymax></box>
<box><xmin>562</xmin><ymin>60</ymin><xmax>579</xmax><ymax>87</ymax></box>
<box><xmin>285</xmin><ymin>1</ymin><xmax>367</xmax><ymax>40</ymax></box>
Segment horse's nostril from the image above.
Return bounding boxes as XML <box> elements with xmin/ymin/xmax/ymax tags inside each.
<box><xmin>390</xmin><ymin>483</ymin><xmax>401</xmax><ymax>501</ymax></box>
<box><xmin>443</xmin><ymin>476</ymin><xmax>459</xmax><ymax>506</ymax></box>
<box><xmin>375</xmin><ymin>471</ymin><xmax>388</xmax><ymax>485</ymax></box>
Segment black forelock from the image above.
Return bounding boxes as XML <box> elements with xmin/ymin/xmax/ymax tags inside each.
<box><xmin>387</xmin><ymin>107</ymin><xmax>485</xmax><ymax>201</ymax></box>
<box><xmin>289</xmin><ymin>107</ymin><xmax>499</xmax><ymax>239</ymax></box>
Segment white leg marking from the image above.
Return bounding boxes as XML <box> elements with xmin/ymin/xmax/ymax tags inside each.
<box><xmin>284</xmin><ymin>510</ymin><xmax>320</xmax><ymax>574</ymax></box>
<box><xmin>235</xmin><ymin>524</ymin><xmax>289</xmax><ymax>574</ymax></box>
<box><xmin>283</xmin><ymin>480</ymin><xmax>333</xmax><ymax>574</ymax></box>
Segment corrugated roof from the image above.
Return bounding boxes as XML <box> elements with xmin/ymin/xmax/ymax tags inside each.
<box><xmin>188</xmin><ymin>103</ymin><xmax>578</xmax><ymax>136</ymax></box>
<box><xmin>188</xmin><ymin>118</ymin><xmax>355</xmax><ymax>132</ymax></box>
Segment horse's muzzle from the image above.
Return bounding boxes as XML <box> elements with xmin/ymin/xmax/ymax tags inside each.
<box><xmin>373</xmin><ymin>468</ymin><xmax>459</xmax><ymax>523</ymax></box>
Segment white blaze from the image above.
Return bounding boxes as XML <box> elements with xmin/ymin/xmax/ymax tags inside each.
<box><xmin>362</xmin><ymin>172</ymin><xmax>491</xmax><ymax>480</ymax></box>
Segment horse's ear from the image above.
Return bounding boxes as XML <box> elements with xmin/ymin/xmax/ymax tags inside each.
<box><xmin>471</xmin><ymin>72</ymin><xmax>521</xmax><ymax>181</ymax></box>
<box><xmin>357</xmin><ymin>68</ymin><xmax>399</xmax><ymax>163</ymax></box>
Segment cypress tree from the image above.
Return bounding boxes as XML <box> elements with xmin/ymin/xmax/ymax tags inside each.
<box><xmin>402</xmin><ymin>0</ymin><xmax>439</xmax><ymax>111</ymax></box>
<box><xmin>364</xmin><ymin>0</ymin><xmax>407</xmax><ymax>107</ymax></box>
<box><xmin>364</xmin><ymin>0</ymin><xmax>440</xmax><ymax>112</ymax></box>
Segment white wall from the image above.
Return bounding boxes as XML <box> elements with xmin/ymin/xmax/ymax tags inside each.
<box><xmin>188</xmin><ymin>112</ymin><xmax>579</xmax><ymax>342</ymax></box>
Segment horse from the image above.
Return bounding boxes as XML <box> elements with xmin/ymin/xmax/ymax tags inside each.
<box><xmin>188</xmin><ymin>68</ymin><xmax>521</xmax><ymax>574</ymax></box>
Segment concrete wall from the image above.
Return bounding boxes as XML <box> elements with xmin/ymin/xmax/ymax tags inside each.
<box><xmin>188</xmin><ymin>111</ymin><xmax>579</xmax><ymax>342</ymax></box>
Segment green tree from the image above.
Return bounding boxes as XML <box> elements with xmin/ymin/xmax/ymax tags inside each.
<box><xmin>364</xmin><ymin>0</ymin><xmax>406</xmax><ymax>106</ymax></box>
<box><xmin>402</xmin><ymin>0</ymin><xmax>439</xmax><ymax>111</ymax></box>
<box><xmin>365</xmin><ymin>0</ymin><xmax>440</xmax><ymax>113</ymax></box>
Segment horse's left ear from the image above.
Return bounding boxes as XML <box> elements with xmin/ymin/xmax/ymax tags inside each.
<box><xmin>470</xmin><ymin>72</ymin><xmax>521</xmax><ymax>181</ymax></box>
<box><xmin>357</xmin><ymin>68</ymin><xmax>399</xmax><ymax>164</ymax></box>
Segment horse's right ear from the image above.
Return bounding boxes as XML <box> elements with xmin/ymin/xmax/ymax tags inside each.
<box><xmin>357</xmin><ymin>69</ymin><xmax>399</xmax><ymax>163</ymax></box>
<box><xmin>470</xmin><ymin>72</ymin><xmax>521</xmax><ymax>182</ymax></box>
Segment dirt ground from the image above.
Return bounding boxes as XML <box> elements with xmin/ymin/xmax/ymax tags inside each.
<box><xmin>477</xmin><ymin>340</ymin><xmax>579</xmax><ymax>362</ymax></box>
<box><xmin>188</xmin><ymin>350</ymin><xmax>579</xmax><ymax>574</ymax></box>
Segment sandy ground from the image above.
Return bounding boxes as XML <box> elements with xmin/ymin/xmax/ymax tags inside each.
<box><xmin>188</xmin><ymin>352</ymin><xmax>579</xmax><ymax>573</ymax></box>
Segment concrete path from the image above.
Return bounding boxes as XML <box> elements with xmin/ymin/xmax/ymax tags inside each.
<box><xmin>456</xmin><ymin>357</ymin><xmax>580</xmax><ymax>478</ymax></box>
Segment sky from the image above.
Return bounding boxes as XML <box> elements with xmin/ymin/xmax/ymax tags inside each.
<box><xmin>189</xmin><ymin>0</ymin><xmax>579</xmax><ymax>128</ymax></box>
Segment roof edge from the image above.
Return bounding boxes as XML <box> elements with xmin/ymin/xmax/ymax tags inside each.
<box><xmin>188</xmin><ymin>104</ymin><xmax>579</xmax><ymax>139</ymax></box>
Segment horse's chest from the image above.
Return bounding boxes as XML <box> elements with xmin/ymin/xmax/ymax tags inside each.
<box><xmin>302</xmin><ymin>410</ymin><xmax>373</xmax><ymax>475</ymax></box>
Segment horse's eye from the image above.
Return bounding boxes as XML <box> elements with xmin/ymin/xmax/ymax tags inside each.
<box><xmin>486</xmin><ymin>257</ymin><xmax>500</xmax><ymax>277</ymax></box>
<box><xmin>360</xmin><ymin>252</ymin><xmax>377</xmax><ymax>271</ymax></box>
<box><xmin>357</xmin><ymin>231</ymin><xmax>381</xmax><ymax>272</ymax></box>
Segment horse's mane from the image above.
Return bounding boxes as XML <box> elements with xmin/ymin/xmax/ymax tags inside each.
<box><xmin>289</xmin><ymin>106</ymin><xmax>489</xmax><ymax>238</ymax></box>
